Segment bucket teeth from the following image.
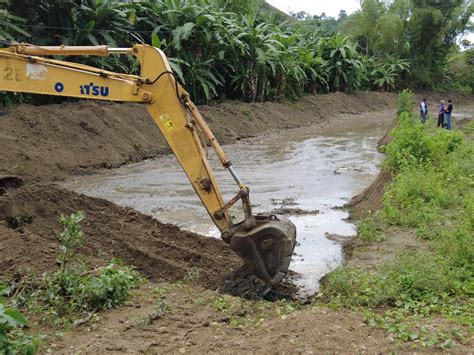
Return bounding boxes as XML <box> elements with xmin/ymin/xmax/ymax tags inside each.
<box><xmin>228</xmin><ymin>214</ymin><xmax>296</xmax><ymax>289</ymax></box>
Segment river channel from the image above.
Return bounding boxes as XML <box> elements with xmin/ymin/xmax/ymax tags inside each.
<box><xmin>64</xmin><ymin>110</ymin><xmax>394</xmax><ymax>296</ymax></box>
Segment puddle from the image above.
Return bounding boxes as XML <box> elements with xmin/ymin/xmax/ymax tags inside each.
<box><xmin>64</xmin><ymin>110</ymin><xmax>393</xmax><ymax>297</ymax></box>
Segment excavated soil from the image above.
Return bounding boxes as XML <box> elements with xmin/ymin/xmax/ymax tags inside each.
<box><xmin>0</xmin><ymin>184</ymin><xmax>243</xmax><ymax>288</ymax></box>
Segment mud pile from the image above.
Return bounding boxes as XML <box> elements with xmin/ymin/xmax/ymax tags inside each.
<box><xmin>0</xmin><ymin>183</ymin><xmax>242</xmax><ymax>288</ymax></box>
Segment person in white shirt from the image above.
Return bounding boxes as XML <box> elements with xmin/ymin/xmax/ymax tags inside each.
<box><xmin>420</xmin><ymin>98</ymin><xmax>428</xmax><ymax>124</ymax></box>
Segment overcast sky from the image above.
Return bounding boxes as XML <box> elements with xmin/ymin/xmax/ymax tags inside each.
<box><xmin>266</xmin><ymin>0</ymin><xmax>361</xmax><ymax>18</ymax></box>
<box><xmin>266</xmin><ymin>0</ymin><xmax>473</xmax><ymax>43</ymax></box>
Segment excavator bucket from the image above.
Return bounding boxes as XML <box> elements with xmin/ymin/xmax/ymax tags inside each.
<box><xmin>229</xmin><ymin>214</ymin><xmax>296</xmax><ymax>290</ymax></box>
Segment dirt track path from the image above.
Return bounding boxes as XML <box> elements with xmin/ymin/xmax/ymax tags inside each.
<box><xmin>49</xmin><ymin>283</ymin><xmax>395</xmax><ymax>354</ymax></box>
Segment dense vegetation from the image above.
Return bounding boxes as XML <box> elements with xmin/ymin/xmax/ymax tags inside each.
<box><xmin>321</xmin><ymin>90</ymin><xmax>474</xmax><ymax>349</ymax></box>
<box><xmin>0</xmin><ymin>0</ymin><xmax>472</xmax><ymax>105</ymax></box>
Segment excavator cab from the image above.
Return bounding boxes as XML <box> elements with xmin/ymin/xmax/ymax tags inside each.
<box><xmin>0</xmin><ymin>43</ymin><xmax>297</xmax><ymax>291</ymax></box>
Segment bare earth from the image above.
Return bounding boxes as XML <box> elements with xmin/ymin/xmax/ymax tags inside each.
<box><xmin>1</xmin><ymin>91</ymin><xmax>472</xmax><ymax>353</ymax></box>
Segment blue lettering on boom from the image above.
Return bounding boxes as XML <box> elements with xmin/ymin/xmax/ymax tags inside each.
<box><xmin>79</xmin><ymin>82</ymin><xmax>109</xmax><ymax>97</ymax></box>
<box><xmin>100</xmin><ymin>87</ymin><xmax>109</xmax><ymax>97</ymax></box>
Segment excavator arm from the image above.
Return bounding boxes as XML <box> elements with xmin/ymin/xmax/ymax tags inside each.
<box><xmin>0</xmin><ymin>43</ymin><xmax>296</xmax><ymax>290</ymax></box>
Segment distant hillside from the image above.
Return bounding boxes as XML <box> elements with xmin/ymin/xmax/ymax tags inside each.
<box><xmin>260</xmin><ymin>2</ymin><xmax>295</xmax><ymax>22</ymax></box>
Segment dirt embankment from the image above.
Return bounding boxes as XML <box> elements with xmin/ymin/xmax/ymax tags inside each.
<box><xmin>0</xmin><ymin>92</ymin><xmax>400</xmax><ymax>182</ymax></box>
<box><xmin>0</xmin><ymin>184</ymin><xmax>243</xmax><ymax>287</ymax></box>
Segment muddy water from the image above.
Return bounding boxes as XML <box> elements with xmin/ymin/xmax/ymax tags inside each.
<box><xmin>65</xmin><ymin>110</ymin><xmax>394</xmax><ymax>296</ymax></box>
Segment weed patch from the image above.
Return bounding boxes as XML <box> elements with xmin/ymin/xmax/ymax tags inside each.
<box><xmin>8</xmin><ymin>212</ymin><xmax>140</xmax><ymax>328</ymax></box>
<box><xmin>140</xmin><ymin>300</ymin><xmax>171</xmax><ymax>328</ymax></box>
<box><xmin>357</xmin><ymin>212</ymin><xmax>386</xmax><ymax>242</ymax></box>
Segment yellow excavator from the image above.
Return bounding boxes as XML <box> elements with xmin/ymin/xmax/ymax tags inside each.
<box><xmin>0</xmin><ymin>43</ymin><xmax>296</xmax><ymax>291</ymax></box>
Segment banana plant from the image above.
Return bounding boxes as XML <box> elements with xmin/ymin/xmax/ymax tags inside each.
<box><xmin>318</xmin><ymin>33</ymin><xmax>363</xmax><ymax>92</ymax></box>
<box><xmin>0</xmin><ymin>0</ymin><xmax>30</xmax><ymax>41</ymax></box>
<box><xmin>230</xmin><ymin>17</ymin><xmax>284</xmax><ymax>102</ymax></box>
<box><xmin>370</xmin><ymin>56</ymin><xmax>410</xmax><ymax>91</ymax></box>
<box><xmin>271</xmin><ymin>32</ymin><xmax>308</xmax><ymax>101</ymax></box>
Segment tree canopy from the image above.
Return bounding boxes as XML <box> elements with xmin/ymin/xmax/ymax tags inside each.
<box><xmin>0</xmin><ymin>0</ymin><xmax>473</xmax><ymax>106</ymax></box>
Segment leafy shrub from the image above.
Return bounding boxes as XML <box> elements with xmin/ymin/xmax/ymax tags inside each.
<box><xmin>383</xmin><ymin>166</ymin><xmax>456</xmax><ymax>227</ymax></box>
<box><xmin>357</xmin><ymin>212</ymin><xmax>386</xmax><ymax>242</ymax></box>
<box><xmin>0</xmin><ymin>287</ymin><xmax>41</xmax><ymax>354</ymax></box>
<box><xmin>11</xmin><ymin>212</ymin><xmax>140</xmax><ymax>327</ymax></box>
<box><xmin>385</xmin><ymin>112</ymin><xmax>464</xmax><ymax>172</ymax></box>
<box><xmin>397</xmin><ymin>89</ymin><xmax>414</xmax><ymax>114</ymax></box>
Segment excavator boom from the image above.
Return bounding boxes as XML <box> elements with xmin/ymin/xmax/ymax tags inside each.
<box><xmin>0</xmin><ymin>43</ymin><xmax>296</xmax><ymax>290</ymax></box>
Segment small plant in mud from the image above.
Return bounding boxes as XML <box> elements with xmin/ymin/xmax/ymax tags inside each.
<box><xmin>140</xmin><ymin>300</ymin><xmax>171</xmax><ymax>328</ymax></box>
<box><xmin>210</xmin><ymin>295</ymin><xmax>299</xmax><ymax>329</ymax></box>
<box><xmin>9</xmin><ymin>212</ymin><xmax>141</xmax><ymax>327</ymax></box>
<box><xmin>212</xmin><ymin>295</ymin><xmax>252</xmax><ymax>328</ymax></box>
<box><xmin>57</xmin><ymin>211</ymin><xmax>85</xmax><ymax>273</ymax></box>
<box><xmin>174</xmin><ymin>268</ymin><xmax>200</xmax><ymax>288</ymax></box>
<box><xmin>152</xmin><ymin>285</ymin><xmax>171</xmax><ymax>298</ymax></box>
<box><xmin>213</xmin><ymin>295</ymin><xmax>233</xmax><ymax>313</ymax></box>
<box><xmin>183</xmin><ymin>268</ymin><xmax>199</xmax><ymax>285</ymax></box>
<box><xmin>274</xmin><ymin>300</ymin><xmax>298</xmax><ymax>320</ymax></box>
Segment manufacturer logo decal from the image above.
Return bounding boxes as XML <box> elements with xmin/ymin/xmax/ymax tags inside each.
<box><xmin>80</xmin><ymin>82</ymin><xmax>109</xmax><ymax>97</ymax></box>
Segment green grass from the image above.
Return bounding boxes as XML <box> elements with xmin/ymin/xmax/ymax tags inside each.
<box><xmin>319</xmin><ymin>93</ymin><xmax>474</xmax><ymax>349</ymax></box>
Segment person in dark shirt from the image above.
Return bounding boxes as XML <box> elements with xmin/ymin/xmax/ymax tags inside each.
<box><xmin>437</xmin><ymin>100</ymin><xmax>445</xmax><ymax>128</ymax></box>
<box><xmin>445</xmin><ymin>99</ymin><xmax>453</xmax><ymax>130</ymax></box>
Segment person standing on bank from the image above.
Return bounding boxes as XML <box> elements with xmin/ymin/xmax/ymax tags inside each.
<box><xmin>445</xmin><ymin>99</ymin><xmax>453</xmax><ymax>130</ymax></box>
<box><xmin>438</xmin><ymin>100</ymin><xmax>446</xmax><ymax>128</ymax></box>
<box><xmin>420</xmin><ymin>98</ymin><xmax>428</xmax><ymax>123</ymax></box>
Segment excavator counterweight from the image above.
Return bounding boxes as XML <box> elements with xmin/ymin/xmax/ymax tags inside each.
<box><xmin>0</xmin><ymin>43</ymin><xmax>296</xmax><ymax>290</ymax></box>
